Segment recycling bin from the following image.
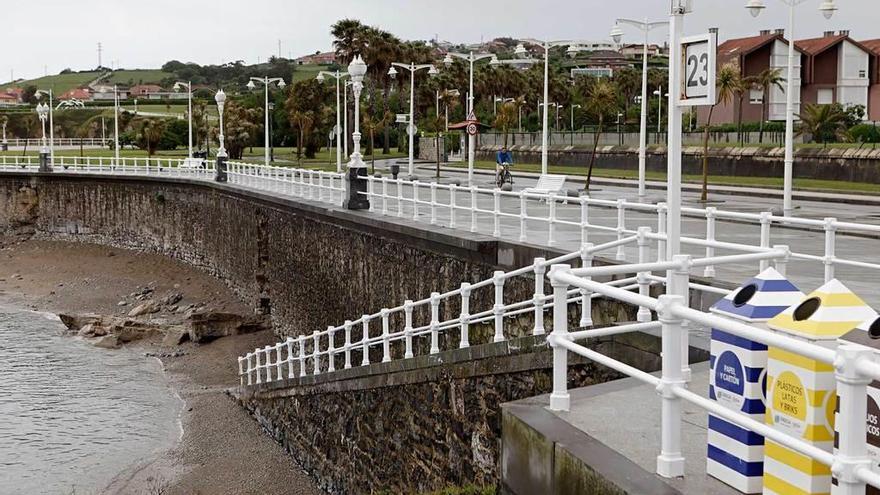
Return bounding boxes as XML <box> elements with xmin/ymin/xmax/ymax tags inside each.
<box><xmin>763</xmin><ymin>280</ymin><xmax>878</xmax><ymax>495</ymax></box>
<box><xmin>707</xmin><ymin>267</ymin><xmax>804</xmax><ymax>494</ymax></box>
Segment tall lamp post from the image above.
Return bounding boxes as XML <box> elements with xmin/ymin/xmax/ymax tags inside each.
<box><xmin>388</xmin><ymin>61</ymin><xmax>439</xmax><ymax>178</ymax></box>
<box><xmin>114</xmin><ymin>85</ymin><xmax>120</xmax><ymax>167</ymax></box>
<box><xmin>344</xmin><ymin>55</ymin><xmax>369</xmax><ymax>210</ymax></box>
<box><xmin>516</xmin><ymin>40</ymin><xmax>591</xmax><ymax>176</ymax></box>
<box><xmin>1</xmin><ymin>117</ymin><xmax>8</xmax><ymax>151</ymax></box>
<box><xmin>611</xmin><ymin>17</ymin><xmax>669</xmax><ymax>199</ymax></box>
<box><xmin>443</xmin><ymin>51</ymin><xmax>498</xmax><ymax>185</ymax></box>
<box><xmin>173</xmin><ymin>81</ymin><xmax>196</xmax><ymax>164</ymax></box>
<box><xmin>35</xmin><ymin>89</ymin><xmax>54</xmax><ymax>167</ymax></box>
<box><xmin>316</xmin><ymin>70</ymin><xmax>349</xmax><ymax>173</ymax></box>
<box><xmin>36</xmin><ymin>103</ymin><xmax>51</xmax><ymax>172</ymax></box>
<box><xmin>746</xmin><ymin>0</ymin><xmax>838</xmax><ymax>217</ymax></box>
<box><xmin>246</xmin><ymin>76</ymin><xmax>286</xmax><ymax>165</ymax></box>
<box><xmin>214</xmin><ymin>89</ymin><xmax>228</xmax><ymax>182</ymax></box>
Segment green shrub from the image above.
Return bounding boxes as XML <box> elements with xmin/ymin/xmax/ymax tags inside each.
<box><xmin>849</xmin><ymin>123</ymin><xmax>880</xmax><ymax>143</ymax></box>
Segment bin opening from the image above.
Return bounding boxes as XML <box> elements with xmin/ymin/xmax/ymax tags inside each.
<box><xmin>869</xmin><ymin>318</ymin><xmax>880</xmax><ymax>340</ymax></box>
<box><xmin>793</xmin><ymin>297</ymin><xmax>821</xmax><ymax>322</ymax></box>
<box><xmin>732</xmin><ymin>283</ymin><xmax>759</xmax><ymax>307</ymax></box>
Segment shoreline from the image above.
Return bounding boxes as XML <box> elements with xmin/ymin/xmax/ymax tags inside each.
<box><xmin>0</xmin><ymin>238</ymin><xmax>323</xmax><ymax>495</ymax></box>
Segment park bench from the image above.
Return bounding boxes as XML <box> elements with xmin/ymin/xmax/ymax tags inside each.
<box><xmin>523</xmin><ymin>174</ymin><xmax>568</xmax><ymax>199</ymax></box>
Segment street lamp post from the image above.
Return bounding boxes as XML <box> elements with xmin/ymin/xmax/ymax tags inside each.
<box><xmin>1</xmin><ymin>118</ymin><xmax>7</xmax><ymax>151</ymax></box>
<box><xmin>344</xmin><ymin>55</ymin><xmax>369</xmax><ymax>210</ymax></box>
<box><xmin>35</xmin><ymin>89</ymin><xmax>54</xmax><ymax>167</ymax></box>
<box><xmin>214</xmin><ymin>89</ymin><xmax>228</xmax><ymax>182</ymax></box>
<box><xmin>246</xmin><ymin>76</ymin><xmax>286</xmax><ymax>165</ymax></box>
<box><xmin>114</xmin><ymin>85</ymin><xmax>120</xmax><ymax>167</ymax></box>
<box><xmin>518</xmin><ymin>40</ymin><xmax>591</xmax><ymax>176</ymax></box>
<box><xmin>36</xmin><ymin>103</ymin><xmax>51</xmax><ymax>172</ymax></box>
<box><xmin>317</xmin><ymin>70</ymin><xmax>349</xmax><ymax>173</ymax></box>
<box><xmin>654</xmin><ymin>86</ymin><xmax>666</xmax><ymax>133</ymax></box>
<box><xmin>443</xmin><ymin>51</ymin><xmax>497</xmax><ymax>185</ymax></box>
<box><xmin>173</xmin><ymin>81</ymin><xmax>196</xmax><ymax>164</ymax></box>
<box><xmin>388</xmin><ymin>61</ymin><xmax>439</xmax><ymax>178</ymax></box>
<box><xmin>746</xmin><ymin>0</ymin><xmax>838</xmax><ymax>217</ymax></box>
<box><xmin>612</xmin><ymin>17</ymin><xmax>669</xmax><ymax>199</ymax></box>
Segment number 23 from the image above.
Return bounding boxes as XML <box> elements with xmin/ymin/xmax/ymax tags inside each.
<box><xmin>687</xmin><ymin>52</ymin><xmax>709</xmax><ymax>88</ymax></box>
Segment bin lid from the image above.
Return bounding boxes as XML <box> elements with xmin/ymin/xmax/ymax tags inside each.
<box><xmin>767</xmin><ymin>279</ymin><xmax>878</xmax><ymax>340</ymax></box>
<box><xmin>710</xmin><ymin>267</ymin><xmax>804</xmax><ymax>322</ymax></box>
<box><xmin>838</xmin><ymin>316</ymin><xmax>880</xmax><ymax>348</ymax></box>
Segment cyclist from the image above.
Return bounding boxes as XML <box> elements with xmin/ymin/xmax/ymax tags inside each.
<box><xmin>496</xmin><ymin>146</ymin><xmax>513</xmax><ymax>185</ymax></box>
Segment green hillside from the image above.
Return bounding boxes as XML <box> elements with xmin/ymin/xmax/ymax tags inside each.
<box><xmin>105</xmin><ymin>70</ymin><xmax>174</xmax><ymax>86</ymax></box>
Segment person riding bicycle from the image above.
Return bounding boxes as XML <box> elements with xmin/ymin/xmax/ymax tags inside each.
<box><xmin>496</xmin><ymin>146</ymin><xmax>513</xmax><ymax>184</ymax></box>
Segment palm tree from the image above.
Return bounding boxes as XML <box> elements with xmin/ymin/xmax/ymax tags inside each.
<box><xmin>138</xmin><ymin>119</ymin><xmax>166</xmax><ymax>157</ymax></box>
<box><xmin>753</xmin><ymin>68</ymin><xmax>786</xmax><ymax>143</ymax></box>
<box><xmin>362</xmin><ymin>110</ymin><xmax>392</xmax><ymax>173</ymax></box>
<box><xmin>701</xmin><ymin>64</ymin><xmax>742</xmax><ymax>201</ymax></box>
<box><xmin>583</xmin><ymin>80</ymin><xmax>619</xmax><ymax>191</ymax></box>
<box><xmin>493</xmin><ymin>101</ymin><xmax>518</xmax><ymax>147</ymax></box>
<box><xmin>797</xmin><ymin>103</ymin><xmax>848</xmax><ymax>146</ymax></box>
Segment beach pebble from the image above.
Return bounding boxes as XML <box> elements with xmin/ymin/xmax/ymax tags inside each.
<box><xmin>117</xmin><ymin>301</ymin><xmax>128</xmax><ymax>307</ymax></box>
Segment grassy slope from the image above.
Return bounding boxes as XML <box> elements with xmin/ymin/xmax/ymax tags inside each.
<box><xmin>0</xmin><ymin>72</ymin><xmax>102</xmax><ymax>94</ymax></box>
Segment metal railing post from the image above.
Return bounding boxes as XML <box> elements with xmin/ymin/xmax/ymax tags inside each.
<box><xmin>286</xmin><ymin>337</ymin><xmax>295</xmax><ymax>379</ymax></box>
<box><xmin>519</xmin><ymin>191</ymin><xmax>528</xmax><ymax>242</ymax></box>
<box><xmin>275</xmin><ymin>343</ymin><xmax>283</xmax><ymax>380</ymax></box>
<box><xmin>263</xmin><ymin>345</ymin><xmax>273</xmax><ymax>382</ymax></box>
<box><xmin>759</xmin><ymin>211</ymin><xmax>772</xmax><ymax>271</ymax></box>
<box><xmin>833</xmin><ymin>344</ymin><xmax>874</xmax><ymax>495</ymax></box>
<box><xmin>533</xmin><ymin>258</ymin><xmax>547</xmax><ymax>335</ymax></box>
<box><xmin>238</xmin><ymin>356</ymin><xmax>245</xmax><ymax>386</ymax></box>
<box><xmin>412</xmin><ymin>181</ymin><xmax>420</xmax><ymax>221</ymax></box>
<box><xmin>493</xmin><ymin>189</ymin><xmax>501</xmax><ymax>238</ymax></box>
<box><xmin>397</xmin><ymin>178</ymin><xmax>404</xmax><ymax>217</ymax></box>
<box><xmin>669</xmin><ymin>255</ymin><xmax>692</xmax><ymax>382</ymax></box>
<box><xmin>773</xmin><ymin>245</ymin><xmax>790</xmax><ymax>278</ymax></box>
<box><xmin>343</xmin><ymin>321</ymin><xmax>353</xmax><ymax>369</ymax></box>
<box><xmin>367</xmin><ymin>176</ymin><xmax>375</xmax><ymax>212</ymax></box>
<box><xmin>327</xmin><ymin>326</ymin><xmax>336</xmax><ymax>372</ymax></box>
<box><xmin>548</xmin><ymin>264</ymin><xmax>572</xmax><ymax>412</ymax></box>
<box><xmin>548</xmin><ymin>196</ymin><xmax>557</xmax><ymax>247</ymax></box>
<box><xmin>459</xmin><ymin>284</ymin><xmax>471</xmax><ymax>348</ymax></box>
<box><xmin>580</xmin><ymin>198</ymin><xmax>590</xmax><ymax>245</ymax></box>
<box><xmin>312</xmin><ymin>331</ymin><xmax>321</xmax><ymax>375</ymax></box>
<box><xmin>254</xmin><ymin>348</ymin><xmax>263</xmax><ymax>384</ymax></box>
<box><xmin>404</xmin><ymin>301</ymin><xmax>414</xmax><ymax>358</ymax></box>
<box><xmin>430</xmin><ymin>293</ymin><xmax>441</xmax><ymax>354</ymax></box>
<box><xmin>449</xmin><ymin>184</ymin><xmax>458</xmax><ymax>229</ymax></box>
<box><xmin>493</xmin><ymin>271</ymin><xmax>506</xmax><ymax>342</ymax></box>
<box><xmin>246</xmin><ymin>353</ymin><xmax>254</xmax><ymax>385</ymax></box>
<box><xmin>298</xmin><ymin>335</ymin><xmax>307</xmax><ymax>377</ymax></box>
<box><xmin>637</xmin><ymin>227</ymin><xmax>653</xmax><ymax>323</ymax></box>
<box><xmin>381</xmin><ymin>309</ymin><xmax>391</xmax><ymax>362</ymax></box>
<box><xmin>824</xmin><ymin>217</ymin><xmax>837</xmax><ymax>283</ymax></box>
<box><xmin>361</xmin><ymin>315</ymin><xmax>371</xmax><ymax>366</ymax></box>
<box><xmin>382</xmin><ymin>177</ymin><xmax>389</xmax><ymax>215</ymax></box>
<box><xmin>657</xmin><ymin>203</ymin><xmax>668</xmax><ymax>263</ymax></box>
<box><xmin>580</xmin><ymin>244</ymin><xmax>594</xmax><ymax>328</ymax></box>
<box><xmin>470</xmin><ymin>186</ymin><xmax>478</xmax><ymax>233</ymax></box>
<box><xmin>704</xmin><ymin>207</ymin><xmax>717</xmax><ymax>278</ymax></box>
<box><xmin>430</xmin><ymin>183</ymin><xmax>437</xmax><ymax>225</ymax></box>
<box><xmin>656</xmin><ymin>294</ymin><xmax>686</xmax><ymax>478</ymax></box>
<box><xmin>616</xmin><ymin>198</ymin><xmax>626</xmax><ymax>260</ymax></box>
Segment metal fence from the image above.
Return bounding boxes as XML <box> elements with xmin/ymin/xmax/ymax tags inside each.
<box><xmin>1</xmin><ymin>138</ymin><xmax>108</xmax><ymax>148</ymax></box>
<box><xmin>477</xmin><ymin>130</ymin><xmax>800</xmax><ymax>148</ymax></box>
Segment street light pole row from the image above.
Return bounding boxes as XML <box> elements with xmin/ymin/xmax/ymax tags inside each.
<box><xmin>247</xmin><ymin>76</ymin><xmax>286</xmax><ymax>165</ymax></box>
<box><xmin>317</xmin><ymin>70</ymin><xmax>350</xmax><ymax>173</ymax></box>
<box><xmin>388</xmin><ymin>61</ymin><xmax>439</xmax><ymax>177</ymax></box>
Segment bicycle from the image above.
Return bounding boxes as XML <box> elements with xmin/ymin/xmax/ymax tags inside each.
<box><xmin>496</xmin><ymin>162</ymin><xmax>513</xmax><ymax>188</ymax></box>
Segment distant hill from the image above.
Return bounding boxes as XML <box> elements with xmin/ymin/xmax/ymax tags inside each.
<box><xmin>1</xmin><ymin>69</ymin><xmax>174</xmax><ymax>95</ymax></box>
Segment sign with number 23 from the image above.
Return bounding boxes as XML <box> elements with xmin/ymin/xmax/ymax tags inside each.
<box><xmin>679</xmin><ymin>32</ymin><xmax>717</xmax><ymax>107</ymax></box>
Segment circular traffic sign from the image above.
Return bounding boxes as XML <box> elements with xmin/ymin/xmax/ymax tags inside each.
<box><xmin>407</xmin><ymin>123</ymin><xmax>418</xmax><ymax>136</ymax></box>
<box><xmin>467</xmin><ymin>123</ymin><xmax>478</xmax><ymax>136</ymax></box>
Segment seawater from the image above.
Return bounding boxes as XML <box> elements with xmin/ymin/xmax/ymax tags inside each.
<box><xmin>0</xmin><ymin>307</ymin><xmax>182</xmax><ymax>494</ymax></box>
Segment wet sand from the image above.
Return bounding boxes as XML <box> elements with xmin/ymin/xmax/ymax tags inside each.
<box><xmin>0</xmin><ymin>239</ymin><xmax>323</xmax><ymax>495</ymax></box>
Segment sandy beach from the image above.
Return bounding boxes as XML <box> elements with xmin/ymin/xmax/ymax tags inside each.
<box><xmin>0</xmin><ymin>238</ymin><xmax>323</xmax><ymax>495</ymax></box>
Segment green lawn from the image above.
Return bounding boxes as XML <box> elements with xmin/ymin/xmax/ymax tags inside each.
<box><xmin>453</xmin><ymin>160</ymin><xmax>880</xmax><ymax>195</ymax></box>
<box><xmin>290</xmin><ymin>64</ymin><xmax>333</xmax><ymax>83</ymax></box>
<box><xmin>0</xmin><ymin>72</ymin><xmax>102</xmax><ymax>94</ymax></box>
<box><xmin>104</xmin><ymin>70</ymin><xmax>173</xmax><ymax>86</ymax></box>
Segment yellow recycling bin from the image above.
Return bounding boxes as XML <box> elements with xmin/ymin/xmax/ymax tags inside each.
<box><xmin>763</xmin><ymin>279</ymin><xmax>878</xmax><ymax>495</ymax></box>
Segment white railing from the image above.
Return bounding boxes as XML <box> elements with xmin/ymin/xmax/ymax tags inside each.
<box><xmin>362</xmin><ymin>175</ymin><xmax>880</xmax><ymax>288</ymax></box>
<box><xmin>547</xmin><ymin>254</ymin><xmax>880</xmax><ymax>492</ymax></box>
<box><xmin>0</xmin><ymin>155</ymin><xmax>346</xmax><ymax>206</ymax></box>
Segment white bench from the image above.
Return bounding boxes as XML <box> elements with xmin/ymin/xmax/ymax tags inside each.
<box><xmin>523</xmin><ymin>174</ymin><xmax>568</xmax><ymax>197</ymax></box>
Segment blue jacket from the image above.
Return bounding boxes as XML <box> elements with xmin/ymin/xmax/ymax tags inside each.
<box><xmin>496</xmin><ymin>150</ymin><xmax>513</xmax><ymax>164</ymax></box>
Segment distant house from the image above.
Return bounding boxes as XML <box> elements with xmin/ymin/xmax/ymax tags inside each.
<box><xmin>129</xmin><ymin>84</ymin><xmax>163</xmax><ymax>97</ymax></box>
<box><xmin>91</xmin><ymin>85</ymin><xmax>129</xmax><ymax>100</ymax></box>
<box><xmin>60</xmin><ymin>88</ymin><xmax>92</xmax><ymax>101</ymax></box>
<box><xmin>698</xmin><ymin>29</ymin><xmax>804</xmax><ymax>126</ymax></box>
<box><xmin>862</xmin><ymin>39</ymin><xmax>880</xmax><ymax>121</ymax></box>
<box><xmin>0</xmin><ymin>92</ymin><xmax>20</xmax><ymax>107</ymax></box>
<box><xmin>796</xmin><ymin>31</ymin><xmax>871</xmax><ymax>116</ymax></box>
<box><xmin>295</xmin><ymin>52</ymin><xmax>336</xmax><ymax>65</ymax></box>
<box><xmin>569</xmin><ymin>50</ymin><xmax>631</xmax><ymax>78</ymax></box>
<box><xmin>619</xmin><ymin>43</ymin><xmax>664</xmax><ymax>58</ymax></box>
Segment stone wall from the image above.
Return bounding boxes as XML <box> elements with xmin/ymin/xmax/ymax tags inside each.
<box><xmin>418</xmin><ymin>135</ymin><xmax>447</xmax><ymax>163</ymax></box>
<box><xmin>478</xmin><ymin>144</ymin><xmax>880</xmax><ymax>184</ymax></box>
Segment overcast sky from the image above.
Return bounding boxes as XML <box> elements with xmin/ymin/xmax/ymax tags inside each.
<box><xmin>3</xmin><ymin>0</ymin><xmax>876</xmax><ymax>82</ymax></box>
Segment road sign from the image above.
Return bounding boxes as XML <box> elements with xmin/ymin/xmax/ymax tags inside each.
<box><xmin>466</xmin><ymin>111</ymin><xmax>477</xmax><ymax>122</ymax></box>
<box><xmin>407</xmin><ymin>123</ymin><xmax>418</xmax><ymax>136</ymax></box>
<box><xmin>679</xmin><ymin>32</ymin><xmax>716</xmax><ymax>107</ymax></box>
<box><xmin>466</xmin><ymin>123</ymin><xmax>478</xmax><ymax>136</ymax></box>
<box><xmin>396</xmin><ymin>114</ymin><xmax>408</xmax><ymax>124</ymax></box>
